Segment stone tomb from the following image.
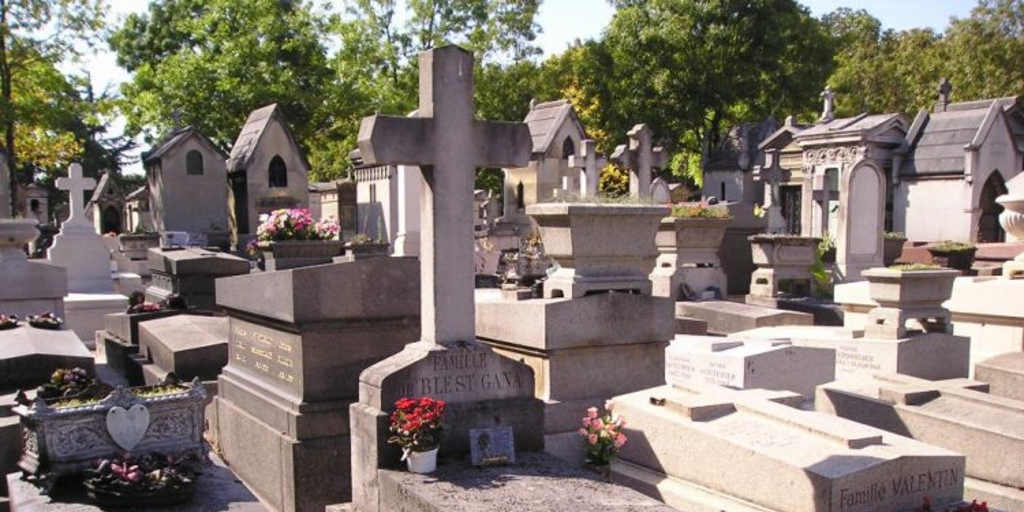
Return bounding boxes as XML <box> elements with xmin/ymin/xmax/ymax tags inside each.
<box><xmin>213</xmin><ymin>257</ymin><xmax>419</xmax><ymax>512</ymax></box>
<box><xmin>476</xmin><ymin>291</ymin><xmax>673</xmax><ymax>443</ymax></box>
<box><xmin>666</xmin><ymin>335</ymin><xmax>834</xmax><ymax>400</ymax></box>
<box><xmin>975</xmin><ymin>351</ymin><xmax>1024</xmax><ymax>402</ymax></box>
<box><xmin>736</xmin><ymin>325</ymin><xmax>970</xmax><ymax>381</ymax></box>
<box><xmin>0</xmin><ymin>219</ymin><xmax>67</xmax><ymax>318</ymax></box>
<box><xmin>146</xmin><ymin>247</ymin><xmax>249</xmax><ymax>310</ymax></box>
<box><xmin>98</xmin><ymin>309</ymin><xmax>183</xmax><ymax>385</ymax></box>
<box><xmin>609</xmin><ymin>383</ymin><xmax>965</xmax><ymax>512</ymax></box>
<box><xmin>138</xmin><ymin>314</ymin><xmax>228</xmax><ymax>386</ymax></box>
<box><xmin>817</xmin><ymin>373</ymin><xmax>1024</xmax><ymax>511</ymax></box>
<box><xmin>676</xmin><ymin>300</ymin><xmax>813</xmax><ymax>336</ymax></box>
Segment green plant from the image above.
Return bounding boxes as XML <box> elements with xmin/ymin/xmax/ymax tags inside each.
<box><xmin>889</xmin><ymin>263</ymin><xmax>942</xmax><ymax>271</ymax></box>
<box><xmin>347</xmin><ymin>233</ymin><xmax>373</xmax><ymax>245</ymax></box>
<box><xmin>670</xmin><ymin>201</ymin><xmax>731</xmax><ymax>219</ymax></box>
<box><xmin>817</xmin><ymin>233</ymin><xmax>836</xmax><ymax>255</ymax></box>
<box><xmin>929</xmin><ymin>241</ymin><xmax>976</xmax><ymax>254</ymax></box>
<box><xmin>884</xmin><ymin>231</ymin><xmax>907</xmax><ymax>240</ymax></box>
<box><xmin>85</xmin><ymin>453</ymin><xmax>197</xmax><ymax>494</ymax></box>
<box><xmin>0</xmin><ymin>314</ymin><xmax>19</xmax><ymax>330</ymax></box>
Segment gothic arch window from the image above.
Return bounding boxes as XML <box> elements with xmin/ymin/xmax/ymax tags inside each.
<box><xmin>269</xmin><ymin>155</ymin><xmax>288</xmax><ymax>188</ymax></box>
<box><xmin>562</xmin><ymin>137</ymin><xmax>575</xmax><ymax>158</ymax></box>
<box><xmin>186</xmin><ymin>150</ymin><xmax>204</xmax><ymax>175</ymax></box>
<box><xmin>516</xmin><ymin>181</ymin><xmax>525</xmax><ymax>210</ymax></box>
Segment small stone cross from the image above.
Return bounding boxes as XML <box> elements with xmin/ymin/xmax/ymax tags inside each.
<box><xmin>358</xmin><ymin>45</ymin><xmax>531</xmax><ymax>345</ymax></box>
<box><xmin>760</xmin><ymin>151</ymin><xmax>790</xmax><ymax>234</ymax></box>
<box><xmin>611</xmin><ymin>124</ymin><xmax>667</xmax><ymax>198</ymax></box>
<box><xmin>820</xmin><ymin>87</ymin><xmax>836</xmax><ymax>123</ymax></box>
<box><xmin>56</xmin><ymin>163</ymin><xmax>95</xmax><ymax>226</ymax></box>
<box><xmin>567</xmin><ymin>139</ymin><xmax>606</xmax><ymax>198</ymax></box>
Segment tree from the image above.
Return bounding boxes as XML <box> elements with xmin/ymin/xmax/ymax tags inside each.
<box><xmin>0</xmin><ymin>0</ymin><xmax>107</xmax><ymax>215</ymax></box>
<box><xmin>943</xmin><ymin>0</ymin><xmax>1024</xmax><ymax>101</ymax></box>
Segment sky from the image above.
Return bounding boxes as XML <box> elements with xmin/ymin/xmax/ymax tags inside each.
<box><xmin>84</xmin><ymin>0</ymin><xmax>979</xmax><ymax>173</ymax></box>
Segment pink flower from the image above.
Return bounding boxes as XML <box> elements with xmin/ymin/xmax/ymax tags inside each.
<box><xmin>614</xmin><ymin>433</ymin><xmax>628</xmax><ymax>448</ymax></box>
<box><xmin>591</xmin><ymin>418</ymin><xmax>604</xmax><ymax>429</ymax></box>
<box><xmin>577</xmin><ymin>428</ymin><xmax>587</xmax><ymax>436</ymax></box>
<box><xmin>588</xmin><ymin>434</ymin><xmax>598</xmax><ymax>445</ymax></box>
<box><xmin>587</xmin><ymin>407</ymin><xmax>598</xmax><ymax>419</ymax></box>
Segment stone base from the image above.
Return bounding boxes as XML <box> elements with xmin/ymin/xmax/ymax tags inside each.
<box><xmin>744</xmin><ymin>295</ymin><xmax>845</xmax><ymax>326</ymax></box>
<box><xmin>965</xmin><ymin>475</ymin><xmax>1024</xmax><ymax>512</ymax></box>
<box><xmin>975</xmin><ymin>352</ymin><xmax>1024</xmax><ymax>401</ymax></box>
<box><xmin>737</xmin><ymin>326</ymin><xmax>970</xmax><ymax>381</ymax></box>
<box><xmin>675</xmin><ymin>316</ymin><xmax>708</xmax><ymax>335</ymax></box>
<box><xmin>0</xmin><ymin>412</ymin><xmax>19</xmax><ymax>490</ymax></box>
<box><xmin>5</xmin><ymin>451</ymin><xmax>268</xmax><ymax>512</ymax></box>
<box><xmin>1003</xmin><ymin>259</ymin><xmax>1024</xmax><ymax>280</ymax></box>
<box><xmin>650</xmin><ymin>266</ymin><xmax>727</xmax><ymax>300</ymax></box>
<box><xmin>748</xmin><ymin>267</ymin><xmax>814</xmax><ymax>299</ymax></box>
<box><xmin>372</xmin><ymin>452</ymin><xmax>676</xmax><ymax>512</ymax></box>
<box><xmin>676</xmin><ymin>300</ymin><xmax>813</xmax><ymax>335</ymax></box>
<box><xmin>543</xmin><ymin>269</ymin><xmax>652</xmax><ymax>299</ymax></box>
<box><xmin>613</xmin><ymin>458</ymin><xmax>776</xmax><ymax>512</ymax></box>
<box><xmin>215</xmin><ymin>386</ymin><xmax>351</xmax><ymax>512</ymax></box>
<box><xmin>99</xmin><ymin>331</ymin><xmax>144</xmax><ymax>386</ymax></box>
<box><xmin>111</xmin><ymin>272</ymin><xmax>144</xmax><ymax>296</ymax></box>
<box><xmin>63</xmin><ymin>293</ymin><xmax>128</xmax><ymax>346</ymax></box>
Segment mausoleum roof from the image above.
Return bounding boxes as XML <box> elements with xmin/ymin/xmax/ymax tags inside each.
<box><xmin>142</xmin><ymin>125</ymin><xmax>226</xmax><ymax>164</ymax></box>
<box><xmin>796</xmin><ymin>113</ymin><xmax>902</xmax><ymax>139</ymax></box>
<box><xmin>901</xmin><ymin>97</ymin><xmax>1020</xmax><ymax>177</ymax></box>
<box><xmin>226</xmin><ymin>103</ymin><xmax>311</xmax><ymax>173</ymax></box>
<box><xmin>125</xmin><ymin>186</ymin><xmax>148</xmax><ymax>201</ymax></box>
<box><xmin>706</xmin><ymin>118</ymin><xmax>779</xmax><ymax>172</ymax></box>
<box><xmin>522</xmin><ymin>100</ymin><xmax>587</xmax><ymax>155</ymax></box>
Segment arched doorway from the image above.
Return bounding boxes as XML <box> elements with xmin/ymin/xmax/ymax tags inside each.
<box><xmin>978</xmin><ymin>172</ymin><xmax>1007</xmax><ymax>243</ymax></box>
<box><xmin>102</xmin><ymin>206</ymin><xmax>122</xmax><ymax>234</ymax></box>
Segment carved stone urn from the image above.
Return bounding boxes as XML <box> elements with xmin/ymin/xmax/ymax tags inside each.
<box><xmin>997</xmin><ymin>194</ymin><xmax>1024</xmax><ymax>279</ymax></box>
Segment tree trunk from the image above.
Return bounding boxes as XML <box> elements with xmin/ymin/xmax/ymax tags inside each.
<box><xmin>0</xmin><ymin>0</ymin><xmax>16</xmax><ymax>217</ymax></box>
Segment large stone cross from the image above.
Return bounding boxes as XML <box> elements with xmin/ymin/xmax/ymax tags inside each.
<box><xmin>567</xmin><ymin>139</ymin><xmax>606</xmax><ymax>198</ymax></box>
<box><xmin>760</xmin><ymin>150</ymin><xmax>791</xmax><ymax>234</ymax></box>
<box><xmin>358</xmin><ymin>45</ymin><xmax>531</xmax><ymax>345</ymax></box>
<box><xmin>56</xmin><ymin>163</ymin><xmax>95</xmax><ymax>227</ymax></box>
<box><xmin>611</xmin><ymin>124</ymin><xmax>667</xmax><ymax>198</ymax></box>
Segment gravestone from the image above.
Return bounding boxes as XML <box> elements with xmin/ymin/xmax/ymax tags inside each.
<box><xmin>0</xmin><ymin>219</ymin><xmax>67</xmax><ymax>318</ymax></box>
<box><xmin>350</xmin><ymin>45</ymin><xmax>547</xmax><ymax>512</ymax></box>
<box><xmin>818</xmin><ymin>373</ymin><xmax>1024</xmax><ymax>511</ymax></box>
<box><xmin>214</xmin><ymin>256</ymin><xmax>420</xmax><ymax>512</ymax></box>
<box><xmin>975</xmin><ymin>351</ymin><xmax>1024</xmax><ymax>402</ymax></box>
<box><xmin>666</xmin><ymin>335</ymin><xmax>834</xmax><ymax>400</ymax></box>
<box><xmin>610</xmin><ymin>383</ymin><xmax>965</xmax><ymax>512</ymax></box>
<box><xmin>146</xmin><ymin>247</ymin><xmax>249</xmax><ymax>310</ymax></box>
<box><xmin>567</xmin><ymin>139</ymin><xmax>605</xmax><ymax>198</ymax></box>
<box><xmin>138</xmin><ymin>314</ymin><xmax>228</xmax><ymax>385</ymax></box>
<box><xmin>610</xmin><ymin>124</ymin><xmax>667</xmax><ymax>199</ymax></box>
<box><xmin>48</xmin><ymin>164</ymin><xmax>112</xmax><ymax>294</ymax></box>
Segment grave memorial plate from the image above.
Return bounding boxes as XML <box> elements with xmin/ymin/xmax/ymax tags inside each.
<box><xmin>469</xmin><ymin>426</ymin><xmax>515</xmax><ymax>466</ymax></box>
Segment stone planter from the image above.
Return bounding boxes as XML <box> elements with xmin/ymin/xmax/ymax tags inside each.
<box><xmin>883</xmin><ymin>238</ymin><xmax>906</xmax><ymax>266</ymax></box>
<box><xmin>651</xmin><ymin>217</ymin><xmax>730</xmax><ymax>300</ymax></box>
<box><xmin>997</xmin><ymin>195</ymin><xmax>1024</xmax><ymax>279</ymax></box>
<box><xmin>747</xmin><ymin>235</ymin><xmax>819</xmax><ymax>299</ymax></box>
<box><xmin>118</xmin><ymin>233</ymin><xmax>160</xmax><ymax>260</ymax></box>
<box><xmin>861</xmin><ymin>267</ymin><xmax>959</xmax><ymax>339</ymax></box>
<box><xmin>526</xmin><ymin>203</ymin><xmax>669</xmax><ymax>298</ymax></box>
<box><xmin>13</xmin><ymin>380</ymin><xmax>207</xmax><ymax>487</ymax></box>
<box><xmin>343</xmin><ymin>241</ymin><xmax>390</xmax><ymax>260</ymax></box>
<box><xmin>927</xmin><ymin>247</ymin><xmax>977</xmax><ymax>272</ymax></box>
<box><xmin>259</xmin><ymin>240</ymin><xmax>344</xmax><ymax>271</ymax></box>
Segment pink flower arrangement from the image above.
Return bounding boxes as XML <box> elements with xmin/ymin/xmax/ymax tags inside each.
<box><xmin>256</xmin><ymin>208</ymin><xmax>340</xmax><ymax>242</ymax></box>
<box><xmin>577</xmin><ymin>405</ymin><xmax>628</xmax><ymax>465</ymax></box>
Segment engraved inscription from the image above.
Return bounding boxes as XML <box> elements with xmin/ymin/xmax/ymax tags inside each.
<box><xmin>229</xmin><ymin>321</ymin><xmax>299</xmax><ymax>386</ymax></box>
<box><xmin>394</xmin><ymin>351</ymin><xmax>527</xmax><ymax>400</ymax></box>
<box><xmin>837</xmin><ymin>468</ymin><xmax>960</xmax><ymax>510</ymax></box>
<box><xmin>836</xmin><ymin>345</ymin><xmax>882</xmax><ymax>372</ymax></box>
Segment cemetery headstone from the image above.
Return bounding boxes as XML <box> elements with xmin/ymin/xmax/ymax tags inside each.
<box><xmin>48</xmin><ymin>164</ymin><xmax>113</xmax><ymax>294</ymax></box>
<box><xmin>610</xmin><ymin>383</ymin><xmax>966</xmax><ymax>512</ymax></box>
<box><xmin>567</xmin><ymin>139</ymin><xmax>605</xmax><ymax>199</ymax></box>
<box><xmin>98</xmin><ymin>308</ymin><xmax>183</xmax><ymax>385</ymax></box>
<box><xmin>214</xmin><ymin>256</ymin><xmax>420</xmax><ymax>512</ymax></box>
<box><xmin>145</xmin><ymin>247</ymin><xmax>249</xmax><ymax>310</ymax></box>
<box><xmin>350</xmin><ymin>45</ymin><xmax>545</xmax><ymax>512</ymax></box>
<box><xmin>818</xmin><ymin>373</ymin><xmax>1024</xmax><ymax>511</ymax></box>
<box><xmin>610</xmin><ymin>124</ymin><xmax>667</xmax><ymax>199</ymax></box>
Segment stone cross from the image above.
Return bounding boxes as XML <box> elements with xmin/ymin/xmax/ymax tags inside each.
<box><xmin>358</xmin><ymin>45</ymin><xmax>531</xmax><ymax>345</ymax></box>
<box><xmin>56</xmin><ymin>163</ymin><xmax>95</xmax><ymax>227</ymax></box>
<box><xmin>936</xmin><ymin>78</ymin><xmax>952</xmax><ymax>112</ymax></box>
<box><xmin>611</xmin><ymin>124</ymin><xmax>667</xmax><ymax>198</ymax></box>
<box><xmin>761</xmin><ymin>150</ymin><xmax>791</xmax><ymax>234</ymax></box>
<box><xmin>820</xmin><ymin>87</ymin><xmax>836</xmax><ymax>123</ymax></box>
<box><xmin>567</xmin><ymin>139</ymin><xmax>606</xmax><ymax>198</ymax></box>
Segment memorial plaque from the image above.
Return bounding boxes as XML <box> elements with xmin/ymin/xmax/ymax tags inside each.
<box><xmin>470</xmin><ymin>427</ymin><xmax>516</xmax><ymax>466</ymax></box>
<box><xmin>228</xmin><ymin>318</ymin><xmax>301</xmax><ymax>395</ymax></box>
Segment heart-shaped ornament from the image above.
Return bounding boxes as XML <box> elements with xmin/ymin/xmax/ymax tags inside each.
<box><xmin>106</xmin><ymin>404</ymin><xmax>150</xmax><ymax>451</ymax></box>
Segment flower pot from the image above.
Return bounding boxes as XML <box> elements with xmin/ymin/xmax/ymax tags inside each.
<box><xmin>406</xmin><ymin>447</ymin><xmax>439</xmax><ymax>474</ymax></box>
<box><xmin>652</xmin><ymin>217</ymin><xmax>731</xmax><ymax>299</ymax></box>
<box><xmin>883</xmin><ymin>238</ymin><xmax>906</xmax><ymax>266</ymax></box>
<box><xmin>258</xmin><ymin>240</ymin><xmax>344</xmax><ymax>271</ymax></box>
<box><xmin>927</xmin><ymin>248</ymin><xmax>976</xmax><ymax>272</ymax></box>
<box><xmin>589</xmin><ymin>463</ymin><xmax>612</xmax><ymax>483</ymax></box>
<box><xmin>526</xmin><ymin>203</ymin><xmax>670</xmax><ymax>298</ymax></box>
<box><xmin>343</xmin><ymin>241</ymin><xmax>390</xmax><ymax>259</ymax></box>
<box><xmin>861</xmin><ymin>267</ymin><xmax>960</xmax><ymax>309</ymax></box>
<box><xmin>747</xmin><ymin>235</ymin><xmax>820</xmax><ymax>299</ymax></box>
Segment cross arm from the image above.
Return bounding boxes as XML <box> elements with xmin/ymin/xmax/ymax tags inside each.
<box><xmin>472</xmin><ymin>120</ymin><xmax>532</xmax><ymax>168</ymax></box>
<box><xmin>358</xmin><ymin>115</ymin><xmax>436</xmax><ymax>166</ymax></box>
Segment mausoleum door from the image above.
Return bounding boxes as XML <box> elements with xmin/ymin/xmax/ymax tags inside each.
<box><xmin>781</xmin><ymin>185</ymin><xmax>802</xmax><ymax>235</ymax></box>
<box><xmin>229</xmin><ymin>171</ymin><xmax>249</xmax><ymax>235</ymax></box>
<box><xmin>102</xmin><ymin>206</ymin><xmax>121</xmax><ymax>234</ymax></box>
<box><xmin>978</xmin><ymin>171</ymin><xmax>1007</xmax><ymax>243</ymax></box>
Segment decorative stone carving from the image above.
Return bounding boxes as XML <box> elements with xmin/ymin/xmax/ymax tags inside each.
<box><xmin>106</xmin><ymin>404</ymin><xmax>151</xmax><ymax>451</ymax></box>
<box><xmin>802</xmin><ymin>146</ymin><xmax>869</xmax><ymax>166</ymax></box>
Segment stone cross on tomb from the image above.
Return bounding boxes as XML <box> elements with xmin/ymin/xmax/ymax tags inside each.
<box><xmin>357</xmin><ymin>45</ymin><xmax>531</xmax><ymax>345</ymax></box>
<box><xmin>760</xmin><ymin>150</ymin><xmax>791</xmax><ymax>234</ymax></box>
<box><xmin>567</xmin><ymin>139</ymin><xmax>606</xmax><ymax>198</ymax></box>
<box><xmin>611</xmin><ymin>124</ymin><xmax>667</xmax><ymax>198</ymax></box>
<box><xmin>56</xmin><ymin>163</ymin><xmax>95</xmax><ymax>228</ymax></box>
<box><xmin>820</xmin><ymin>87</ymin><xmax>836</xmax><ymax>123</ymax></box>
